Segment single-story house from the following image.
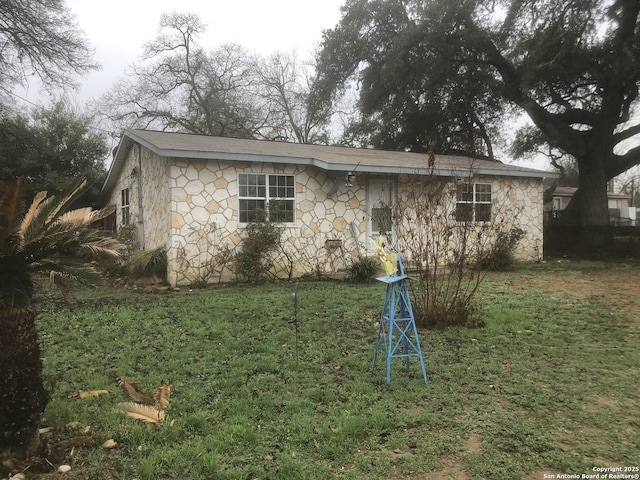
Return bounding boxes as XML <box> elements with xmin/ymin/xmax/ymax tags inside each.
<box><xmin>545</xmin><ymin>186</ymin><xmax>635</xmax><ymax>225</ymax></box>
<box><xmin>97</xmin><ymin>129</ymin><xmax>556</xmax><ymax>286</ymax></box>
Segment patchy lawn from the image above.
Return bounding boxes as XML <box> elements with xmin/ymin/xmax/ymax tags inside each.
<box><xmin>6</xmin><ymin>261</ymin><xmax>639</xmax><ymax>479</ymax></box>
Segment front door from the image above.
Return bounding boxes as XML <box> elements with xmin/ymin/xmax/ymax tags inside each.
<box><xmin>367</xmin><ymin>178</ymin><xmax>395</xmax><ymax>248</ymax></box>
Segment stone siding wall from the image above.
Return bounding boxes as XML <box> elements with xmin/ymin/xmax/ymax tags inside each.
<box><xmin>106</xmin><ymin>146</ymin><xmax>170</xmax><ymax>252</ymax></box>
<box><xmin>110</xmin><ymin>146</ymin><xmax>545</xmax><ymax>286</ymax></box>
<box><xmin>139</xmin><ymin>148</ymin><xmax>170</xmax><ymax>250</ymax></box>
<box><xmin>391</xmin><ymin>174</ymin><xmax>542</xmax><ymax>267</ymax></box>
<box><xmin>106</xmin><ymin>146</ymin><xmax>139</xmax><ymax>237</ymax></box>
<box><xmin>497</xmin><ymin>176</ymin><xmax>544</xmax><ymax>261</ymax></box>
<box><xmin>167</xmin><ymin>158</ymin><xmax>366</xmax><ymax>286</ymax></box>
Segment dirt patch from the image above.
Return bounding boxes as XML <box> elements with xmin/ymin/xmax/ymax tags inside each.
<box><xmin>465</xmin><ymin>433</ymin><xmax>481</xmax><ymax>453</ymax></box>
<box><xmin>489</xmin><ymin>265</ymin><xmax>640</xmax><ymax>322</ymax></box>
<box><xmin>585</xmin><ymin>395</ymin><xmax>620</xmax><ymax>413</ymax></box>
<box><xmin>424</xmin><ymin>459</ymin><xmax>471</xmax><ymax>480</ymax></box>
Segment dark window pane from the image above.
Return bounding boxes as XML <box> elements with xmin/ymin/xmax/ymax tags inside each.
<box><xmin>457</xmin><ymin>183</ymin><xmax>473</xmax><ymax>202</ymax></box>
<box><xmin>456</xmin><ymin>203</ymin><xmax>473</xmax><ymax>222</ymax></box>
<box><xmin>239</xmin><ymin>199</ymin><xmax>266</xmax><ymax>223</ymax></box>
<box><xmin>475</xmin><ymin>204</ymin><xmax>492</xmax><ymax>222</ymax></box>
<box><xmin>269</xmin><ymin>199</ymin><xmax>294</xmax><ymax>223</ymax></box>
<box><xmin>475</xmin><ymin>184</ymin><xmax>492</xmax><ymax>202</ymax></box>
<box><xmin>269</xmin><ymin>175</ymin><xmax>295</xmax><ymax>198</ymax></box>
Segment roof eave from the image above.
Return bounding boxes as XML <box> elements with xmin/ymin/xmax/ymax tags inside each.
<box><xmin>97</xmin><ymin>129</ymin><xmax>558</xmax><ymax>206</ymax></box>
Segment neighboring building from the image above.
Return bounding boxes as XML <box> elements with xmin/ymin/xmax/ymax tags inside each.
<box><xmin>546</xmin><ymin>186</ymin><xmax>635</xmax><ymax>225</ymax></box>
<box><xmin>98</xmin><ymin>129</ymin><xmax>556</xmax><ymax>286</ymax></box>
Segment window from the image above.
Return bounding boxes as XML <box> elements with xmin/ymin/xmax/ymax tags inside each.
<box><xmin>371</xmin><ymin>206</ymin><xmax>392</xmax><ymax>235</ymax></box>
<box><xmin>238</xmin><ymin>173</ymin><xmax>295</xmax><ymax>223</ymax></box>
<box><xmin>121</xmin><ymin>188</ymin><xmax>130</xmax><ymax>224</ymax></box>
<box><xmin>456</xmin><ymin>182</ymin><xmax>492</xmax><ymax>222</ymax></box>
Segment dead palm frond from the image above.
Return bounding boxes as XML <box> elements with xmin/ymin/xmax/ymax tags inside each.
<box><xmin>116</xmin><ymin>376</ymin><xmax>154</xmax><ymax>405</ymax></box>
<box><xmin>153</xmin><ymin>382</ymin><xmax>172</xmax><ymax>410</ymax></box>
<box><xmin>116</xmin><ymin>376</ymin><xmax>174</xmax><ymax>431</ymax></box>
<box><xmin>117</xmin><ymin>402</ymin><xmax>170</xmax><ymax>431</ymax></box>
<box><xmin>0</xmin><ymin>177</ymin><xmax>27</xmax><ymax>255</ymax></box>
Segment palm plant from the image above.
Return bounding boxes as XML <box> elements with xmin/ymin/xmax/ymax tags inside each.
<box><xmin>0</xmin><ymin>177</ymin><xmax>122</xmax><ymax>456</ymax></box>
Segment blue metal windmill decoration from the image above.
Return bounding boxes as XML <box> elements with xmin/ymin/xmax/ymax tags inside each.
<box><xmin>371</xmin><ymin>237</ymin><xmax>428</xmax><ymax>384</ymax></box>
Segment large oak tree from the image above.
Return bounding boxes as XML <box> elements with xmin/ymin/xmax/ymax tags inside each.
<box><xmin>316</xmin><ymin>0</ymin><xmax>640</xmax><ymax>227</ymax></box>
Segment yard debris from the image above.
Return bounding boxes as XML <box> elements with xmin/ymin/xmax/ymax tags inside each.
<box><xmin>102</xmin><ymin>439</ymin><xmax>117</xmax><ymax>449</ymax></box>
<box><xmin>117</xmin><ymin>403</ymin><xmax>173</xmax><ymax>431</ymax></box>
<box><xmin>153</xmin><ymin>382</ymin><xmax>172</xmax><ymax>410</ymax></box>
<box><xmin>74</xmin><ymin>389</ymin><xmax>109</xmax><ymax>399</ymax></box>
<box><xmin>115</xmin><ymin>376</ymin><xmax>173</xmax><ymax>431</ymax></box>
<box><xmin>116</xmin><ymin>376</ymin><xmax>154</xmax><ymax>405</ymax></box>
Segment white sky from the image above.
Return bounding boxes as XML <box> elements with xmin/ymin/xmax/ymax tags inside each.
<box><xmin>41</xmin><ymin>0</ymin><xmax>346</xmax><ymax>102</ymax></box>
<box><xmin>16</xmin><ymin>0</ymin><xmax>559</xmax><ymax>170</ymax></box>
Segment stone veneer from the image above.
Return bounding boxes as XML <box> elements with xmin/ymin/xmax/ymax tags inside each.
<box><xmin>109</xmin><ymin>145</ymin><xmax>544</xmax><ymax>287</ymax></box>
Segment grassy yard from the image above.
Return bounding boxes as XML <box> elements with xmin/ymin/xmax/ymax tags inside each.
<box><xmin>23</xmin><ymin>263</ymin><xmax>640</xmax><ymax>479</ymax></box>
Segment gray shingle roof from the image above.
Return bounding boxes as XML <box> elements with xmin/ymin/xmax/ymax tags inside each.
<box><xmin>99</xmin><ymin>129</ymin><xmax>557</xmax><ymax>203</ymax></box>
<box><xmin>127</xmin><ymin>129</ymin><xmax>553</xmax><ymax>175</ymax></box>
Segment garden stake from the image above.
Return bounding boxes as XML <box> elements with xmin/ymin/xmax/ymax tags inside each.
<box><xmin>289</xmin><ymin>281</ymin><xmax>300</xmax><ymax>364</ymax></box>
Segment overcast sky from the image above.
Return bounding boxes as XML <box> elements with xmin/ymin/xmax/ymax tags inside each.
<box><xmin>21</xmin><ymin>0</ymin><xmax>345</xmax><ymax>104</ymax></box>
<box><xmin>14</xmin><ymin>0</ymin><xmax>558</xmax><ymax>170</ymax></box>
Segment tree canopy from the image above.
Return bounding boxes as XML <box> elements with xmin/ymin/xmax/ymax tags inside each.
<box><xmin>0</xmin><ymin>103</ymin><xmax>108</xmax><ymax>205</ymax></box>
<box><xmin>98</xmin><ymin>12</ymin><xmax>333</xmax><ymax>144</ymax></box>
<box><xmin>316</xmin><ymin>0</ymin><xmax>640</xmax><ymax>227</ymax></box>
<box><xmin>0</xmin><ymin>0</ymin><xmax>97</xmax><ymax>97</ymax></box>
<box><xmin>314</xmin><ymin>0</ymin><xmax>507</xmax><ymax>156</ymax></box>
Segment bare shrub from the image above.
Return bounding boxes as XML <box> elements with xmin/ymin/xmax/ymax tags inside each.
<box><xmin>391</xmin><ymin>167</ymin><xmax>523</xmax><ymax>328</ymax></box>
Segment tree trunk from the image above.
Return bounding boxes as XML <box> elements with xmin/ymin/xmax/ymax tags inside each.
<box><xmin>562</xmin><ymin>154</ymin><xmax>612</xmax><ymax>252</ymax></box>
<box><xmin>0</xmin><ymin>307</ymin><xmax>49</xmax><ymax>456</ymax></box>
<box><xmin>564</xmin><ymin>153</ymin><xmax>609</xmax><ymax>224</ymax></box>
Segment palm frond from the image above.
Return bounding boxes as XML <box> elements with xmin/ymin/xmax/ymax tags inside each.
<box><xmin>116</xmin><ymin>376</ymin><xmax>154</xmax><ymax>405</ymax></box>
<box><xmin>117</xmin><ymin>402</ymin><xmax>167</xmax><ymax>431</ymax></box>
<box><xmin>57</xmin><ymin>207</ymin><xmax>94</xmax><ymax>228</ymax></box>
<box><xmin>20</xmin><ymin>180</ymin><xmax>88</xmax><ymax>245</ymax></box>
<box><xmin>19</xmin><ymin>190</ymin><xmax>47</xmax><ymax>242</ymax></box>
<box><xmin>2</xmin><ymin>178</ymin><xmax>124</xmax><ymax>307</ymax></box>
<box><xmin>44</xmin><ymin>180</ymin><xmax>88</xmax><ymax>226</ymax></box>
<box><xmin>49</xmin><ymin>270</ymin><xmax>77</xmax><ymax>308</ymax></box>
<box><xmin>76</xmin><ymin>237</ymin><xmax>123</xmax><ymax>261</ymax></box>
<box><xmin>153</xmin><ymin>383</ymin><xmax>171</xmax><ymax>410</ymax></box>
<box><xmin>116</xmin><ymin>376</ymin><xmax>142</xmax><ymax>391</ymax></box>
<box><xmin>0</xmin><ymin>177</ymin><xmax>26</xmax><ymax>226</ymax></box>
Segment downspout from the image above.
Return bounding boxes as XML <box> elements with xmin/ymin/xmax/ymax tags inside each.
<box><xmin>136</xmin><ymin>144</ymin><xmax>145</xmax><ymax>250</ymax></box>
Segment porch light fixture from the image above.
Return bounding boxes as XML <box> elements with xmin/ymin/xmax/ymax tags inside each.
<box><xmin>346</xmin><ymin>172</ymin><xmax>356</xmax><ymax>187</ymax></box>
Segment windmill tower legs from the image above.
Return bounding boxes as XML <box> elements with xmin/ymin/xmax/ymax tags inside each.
<box><xmin>372</xmin><ymin>276</ymin><xmax>428</xmax><ymax>384</ymax></box>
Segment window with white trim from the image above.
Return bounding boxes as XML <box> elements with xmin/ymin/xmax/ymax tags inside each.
<box><xmin>121</xmin><ymin>188</ymin><xmax>130</xmax><ymax>224</ymax></box>
<box><xmin>238</xmin><ymin>173</ymin><xmax>295</xmax><ymax>223</ymax></box>
<box><xmin>456</xmin><ymin>182</ymin><xmax>492</xmax><ymax>222</ymax></box>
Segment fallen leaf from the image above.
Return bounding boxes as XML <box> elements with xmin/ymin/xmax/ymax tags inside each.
<box><xmin>75</xmin><ymin>390</ymin><xmax>109</xmax><ymax>399</ymax></box>
<box><xmin>102</xmin><ymin>439</ymin><xmax>117</xmax><ymax>449</ymax></box>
